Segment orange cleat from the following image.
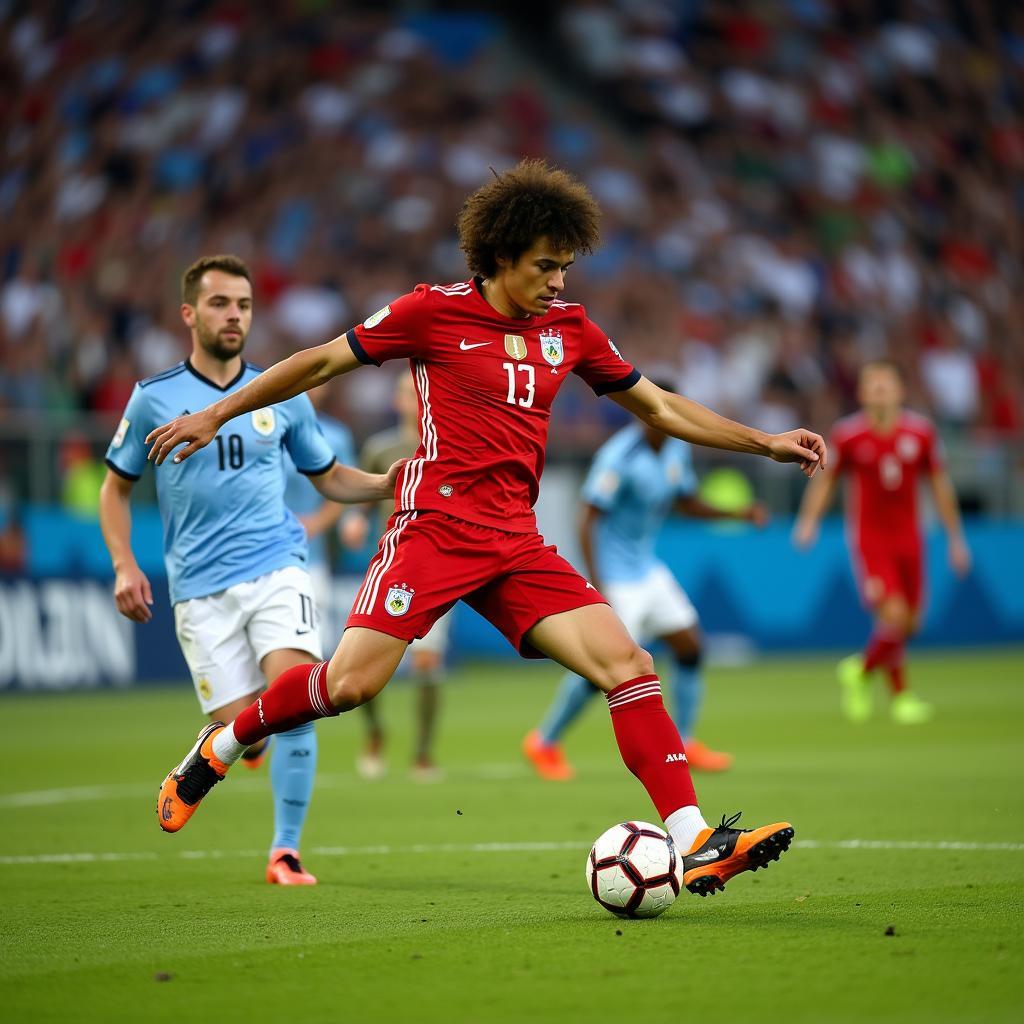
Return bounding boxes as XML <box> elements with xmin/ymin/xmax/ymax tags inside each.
<box><xmin>156</xmin><ymin>722</ymin><xmax>230</xmax><ymax>833</ymax></box>
<box><xmin>683</xmin><ymin>738</ymin><xmax>733</xmax><ymax>773</ymax></box>
<box><xmin>522</xmin><ymin>729</ymin><xmax>575</xmax><ymax>781</ymax></box>
<box><xmin>266</xmin><ymin>848</ymin><xmax>317</xmax><ymax>886</ymax></box>
<box><xmin>682</xmin><ymin>812</ymin><xmax>794</xmax><ymax>897</ymax></box>
<box><xmin>240</xmin><ymin>739</ymin><xmax>269</xmax><ymax>771</ymax></box>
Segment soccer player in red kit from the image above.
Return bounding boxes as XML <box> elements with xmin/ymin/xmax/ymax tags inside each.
<box><xmin>147</xmin><ymin>161</ymin><xmax>828</xmax><ymax>898</ymax></box>
<box><xmin>795</xmin><ymin>360</ymin><xmax>970</xmax><ymax>723</ymax></box>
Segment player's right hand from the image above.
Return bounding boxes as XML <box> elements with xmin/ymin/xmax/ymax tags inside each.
<box><xmin>146</xmin><ymin>409</ymin><xmax>219</xmax><ymax>465</ymax></box>
<box><xmin>114</xmin><ymin>566</ymin><xmax>153</xmax><ymax>623</ymax></box>
<box><xmin>766</xmin><ymin>429</ymin><xmax>827</xmax><ymax>477</ymax></box>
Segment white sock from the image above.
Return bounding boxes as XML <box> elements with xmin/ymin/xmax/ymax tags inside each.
<box><xmin>665</xmin><ymin>805</ymin><xmax>709</xmax><ymax>853</ymax></box>
<box><xmin>211</xmin><ymin>723</ymin><xmax>248</xmax><ymax>765</ymax></box>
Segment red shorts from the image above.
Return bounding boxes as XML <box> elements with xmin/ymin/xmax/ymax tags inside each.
<box><xmin>854</xmin><ymin>544</ymin><xmax>924</xmax><ymax>611</ymax></box>
<box><xmin>346</xmin><ymin>511</ymin><xmax>606</xmax><ymax>657</ymax></box>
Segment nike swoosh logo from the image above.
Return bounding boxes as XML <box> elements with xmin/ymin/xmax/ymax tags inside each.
<box><xmin>459</xmin><ymin>339</ymin><xmax>491</xmax><ymax>350</ymax></box>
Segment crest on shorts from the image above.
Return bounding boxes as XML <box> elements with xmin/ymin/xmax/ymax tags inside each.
<box><xmin>251</xmin><ymin>408</ymin><xmax>275</xmax><ymax>436</ymax></box>
<box><xmin>385</xmin><ymin>584</ymin><xmax>415</xmax><ymax>617</ymax></box>
<box><xmin>539</xmin><ymin>329</ymin><xmax>563</xmax><ymax>367</ymax></box>
<box><xmin>197</xmin><ymin>677</ymin><xmax>212</xmax><ymax>701</ymax></box>
<box><xmin>504</xmin><ymin>334</ymin><xmax>527</xmax><ymax>360</ymax></box>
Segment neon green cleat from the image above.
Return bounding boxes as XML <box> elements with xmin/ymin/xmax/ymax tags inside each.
<box><xmin>837</xmin><ymin>655</ymin><xmax>872</xmax><ymax>723</ymax></box>
<box><xmin>891</xmin><ymin>691</ymin><xmax>934</xmax><ymax>724</ymax></box>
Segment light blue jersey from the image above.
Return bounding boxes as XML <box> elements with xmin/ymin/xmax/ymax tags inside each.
<box><xmin>105</xmin><ymin>360</ymin><xmax>335</xmax><ymax>603</ymax></box>
<box><xmin>581</xmin><ymin>423</ymin><xmax>697</xmax><ymax>583</ymax></box>
<box><xmin>283</xmin><ymin>413</ymin><xmax>356</xmax><ymax>568</ymax></box>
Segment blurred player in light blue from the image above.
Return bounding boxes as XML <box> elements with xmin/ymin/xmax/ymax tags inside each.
<box><xmin>524</xmin><ymin>394</ymin><xmax>767</xmax><ymax>780</ymax></box>
<box><xmin>283</xmin><ymin>384</ymin><xmax>360</xmax><ymax>656</ymax></box>
<box><xmin>99</xmin><ymin>255</ymin><xmax>399</xmax><ymax>883</ymax></box>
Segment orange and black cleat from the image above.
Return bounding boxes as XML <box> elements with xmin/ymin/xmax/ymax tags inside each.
<box><xmin>522</xmin><ymin>730</ymin><xmax>575</xmax><ymax>781</ymax></box>
<box><xmin>266</xmin><ymin>849</ymin><xmax>317</xmax><ymax>886</ymax></box>
<box><xmin>682</xmin><ymin>812</ymin><xmax>794</xmax><ymax>897</ymax></box>
<box><xmin>241</xmin><ymin>738</ymin><xmax>269</xmax><ymax>771</ymax></box>
<box><xmin>157</xmin><ymin>722</ymin><xmax>230</xmax><ymax>833</ymax></box>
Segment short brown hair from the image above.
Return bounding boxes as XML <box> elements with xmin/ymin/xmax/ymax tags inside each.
<box><xmin>860</xmin><ymin>358</ymin><xmax>903</xmax><ymax>380</ymax></box>
<box><xmin>457</xmin><ymin>159</ymin><xmax>601</xmax><ymax>277</ymax></box>
<box><xmin>181</xmin><ymin>254</ymin><xmax>252</xmax><ymax>306</ymax></box>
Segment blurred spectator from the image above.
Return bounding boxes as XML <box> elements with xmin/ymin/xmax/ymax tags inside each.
<box><xmin>0</xmin><ymin>0</ymin><xmax>1020</xmax><ymax>492</ymax></box>
<box><xmin>59</xmin><ymin>436</ymin><xmax>105</xmax><ymax>520</ymax></box>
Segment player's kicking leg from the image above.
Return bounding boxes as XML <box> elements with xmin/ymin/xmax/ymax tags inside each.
<box><xmin>157</xmin><ymin>628</ymin><xmax>408</xmax><ymax>832</ymax></box>
<box><xmin>525</xmin><ymin>604</ymin><xmax>793</xmax><ymax>896</ymax></box>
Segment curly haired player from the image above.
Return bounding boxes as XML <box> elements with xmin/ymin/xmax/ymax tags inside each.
<box><xmin>147</xmin><ymin>161</ymin><xmax>827</xmax><ymax>897</ymax></box>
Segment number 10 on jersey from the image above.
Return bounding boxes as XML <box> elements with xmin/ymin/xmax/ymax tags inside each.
<box><xmin>502</xmin><ymin>361</ymin><xmax>535</xmax><ymax>408</ymax></box>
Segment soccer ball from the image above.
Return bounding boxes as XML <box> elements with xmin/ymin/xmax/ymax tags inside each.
<box><xmin>585</xmin><ymin>821</ymin><xmax>683</xmax><ymax>918</ymax></box>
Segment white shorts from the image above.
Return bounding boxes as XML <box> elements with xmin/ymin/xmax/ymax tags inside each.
<box><xmin>605</xmin><ymin>562</ymin><xmax>698</xmax><ymax>643</ymax></box>
<box><xmin>407</xmin><ymin>607</ymin><xmax>452</xmax><ymax>658</ymax></box>
<box><xmin>174</xmin><ymin>566</ymin><xmax>323</xmax><ymax>714</ymax></box>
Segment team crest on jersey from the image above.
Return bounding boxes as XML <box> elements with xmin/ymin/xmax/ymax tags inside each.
<box><xmin>539</xmin><ymin>329</ymin><xmax>564</xmax><ymax>367</ymax></box>
<box><xmin>363</xmin><ymin>305</ymin><xmax>391</xmax><ymax>329</ymax></box>
<box><xmin>897</xmin><ymin>434</ymin><xmax>920</xmax><ymax>461</ymax></box>
<box><xmin>385</xmin><ymin>584</ymin><xmax>415</xmax><ymax>617</ymax></box>
<box><xmin>111</xmin><ymin>417</ymin><xmax>130</xmax><ymax>449</ymax></box>
<box><xmin>504</xmin><ymin>334</ymin><xmax>527</xmax><ymax>360</ymax></box>
<box><xmin>251</xmin><ymin>408</ymin><xmax>276</xmax><ymax>436</ymax></box>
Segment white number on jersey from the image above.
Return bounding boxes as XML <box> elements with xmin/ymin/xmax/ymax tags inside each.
<box><xmin>502</xmin><ymin>361</ymin><xmax>535</xmax><ymax>408</ymax></box>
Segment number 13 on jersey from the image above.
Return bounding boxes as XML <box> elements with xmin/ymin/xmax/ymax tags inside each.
<box><xmin>503</xmin><ymin>361</ymin><xmax>535</xmax><ymax>408</ymax></box>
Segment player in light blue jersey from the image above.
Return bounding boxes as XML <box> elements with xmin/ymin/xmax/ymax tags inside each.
<box><xmin>99</xmin><ymin>255</ymin><xmax>400</xmax><ymax>884</ymax></box>
<box><xmin>524</xmin><ymin>402</ymin><xmax>767</xmax><ymax>779</ymax></box>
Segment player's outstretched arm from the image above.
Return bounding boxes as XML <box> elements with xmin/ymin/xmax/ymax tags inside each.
<box><xmin>146</xmin><ymin>334</ymin><xmax>362</xmax><ymax>465</ymax></box>
<box><xmin>310</xmin><ymin>459</ymin><xmax>406</xmax><ymax>505</ymax></box>
<box><xmin>611</xmin><ymin>377</ymin><xmax>827</xmax><ymax>477</ymax></box>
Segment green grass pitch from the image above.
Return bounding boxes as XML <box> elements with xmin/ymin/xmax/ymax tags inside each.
<box><xmin>2</xmin><ymin>650</ymin><xmax>1022</xmax><ymax>1023</ymax></box>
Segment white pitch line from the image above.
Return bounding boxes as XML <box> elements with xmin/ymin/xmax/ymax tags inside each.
<box><xmin>1</xmin><ymin>838</ymin><xmax>1023</xmax><ymax>867</ymax></box>
<box><xmin>0</xmin><ymin>767</ymin><xmax>533</xmax><ymax>810</ymax></box>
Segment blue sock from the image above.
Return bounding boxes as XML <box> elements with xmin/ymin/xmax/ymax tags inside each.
<box><xmin>669</xmin><ymin>662</ymin><xmax>703</xmax><ymax>739</ymax></box>
<box><xmin>538</xmin><ymin>673</ymin><xmax>599</xmax><ymax>745</ymax></box>
<box><xmin>270</xmin><ymin>721</ymin><xmax>317</xmax><ymax>853</ymax></box>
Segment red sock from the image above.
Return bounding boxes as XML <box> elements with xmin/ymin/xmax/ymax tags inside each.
<box><xmin>233</xmin><ymin>662</ymin><xmax>339</xmax><ymax>746</ymax></box>
<box><xmin>863</xmin><ymin>626</ymin><xmax>903</xmax><ymax>673</ymax></box>
<box><xmin>885</xmin><ymin>643</ymin><xmax>907</xmax><ymax>694</ymax></box>
<box><xmin>606</xmin><ymin>674</ymin><xmax>698</xmax><ymax>820</ymax></box>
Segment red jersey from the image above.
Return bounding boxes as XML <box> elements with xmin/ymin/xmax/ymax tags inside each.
<box><xmin>346</xmin><ymin>279</ymin><xmax>640</xmax><ymax>533</ymax></box>
<box><xmin>831</xmin><ymin>410</ymin><xmax>943</xmax><ymax>551</ymax></box>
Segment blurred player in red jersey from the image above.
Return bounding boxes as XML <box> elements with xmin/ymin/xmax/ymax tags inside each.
<box><xmin>146</xmin><ymin>161</ymin><xmax>829</xmax><ymax>898</ymax></box>
<box><xmin>794</xmin><ymin>360</ymin><xmax>971</xmax><ymax>724</ymax></box>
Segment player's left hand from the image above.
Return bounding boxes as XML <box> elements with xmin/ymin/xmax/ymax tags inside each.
<box><xmin>767</xmin><ymin>429</ymin><xmax>827</xmax><ymax>477</ymax></box>
<box><xmin>949</xmin><ymin>536</ymin><xmax>972</xmax><ymax>577</ymax></box>
<box><xmin>146</xmin><ymin>408</ymin><xmax>220</xmax><ymax>465</ymax></box>
<box><xmin>381</xmin><ymin>459</ymin><xmax>407</xmax><ymax>496</ymax></box>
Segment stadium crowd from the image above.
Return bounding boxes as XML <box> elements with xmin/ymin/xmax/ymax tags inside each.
<box><xmin>1</xmin><ymin>1</ymin><xmax>1021</xmax><ymax>454</ymax></box>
